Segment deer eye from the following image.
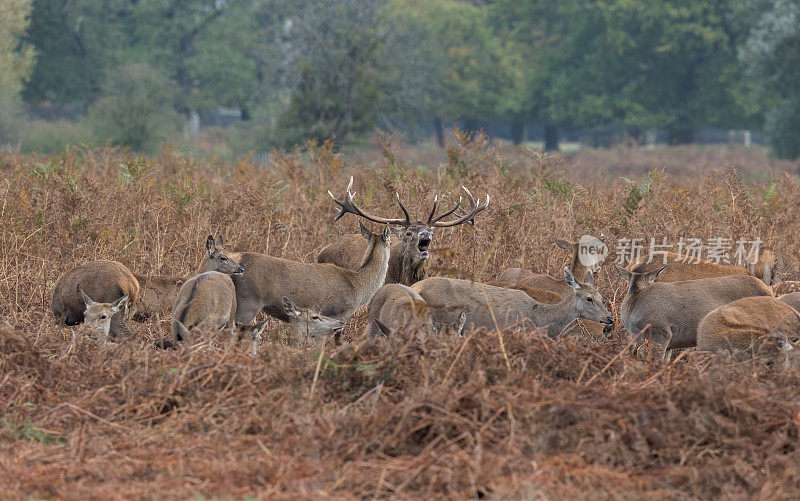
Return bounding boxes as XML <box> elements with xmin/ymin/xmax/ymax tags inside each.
<box><xmin>406</xmin><ymin>232</ymin><xmax>412</xmax><ymax>237</ymax></box>
<box><xmin>311</xmin><ymin>315</ymin><xmax>320</xmax><ymax>320</ymax></box>
<box><xmin>586</xmin><ymin>297</ymin><xmax>593</xmax><ymax>303</ymax></box>
<box><xmin>100</xmin><ymin>315</ymin><xmax>107</xmax><ymax>319</ymax></box>
<box><xmin>220</xmin><ymin>256</ymin><xmax>228</xmax><ymax>261</ymax></box>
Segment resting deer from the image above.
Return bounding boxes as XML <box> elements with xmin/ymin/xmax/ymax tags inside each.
<box><xmin>282</xmin><ymin>296</ymin><xmax>345</xmax><ymax>341</ymax></box>
<box><xmin>172</xmin><ymin>270</ymin><xmax>240</xmax><ymax>344</ymax></box>
<box><xmin>317</xmin><ymin>176</ymin><xmax>489</xmax><ymax>286</ymax></box>
<box><xmin>696</xmin><ymin>296</ymin><xmax>800</xmax><ymax>358</ymax></box>
<box><xmin>616</xmin><ymin>264</ymin><xmax>773</xmax><ymax>360</ymax></box>
<box><xmin>365</xmin><ymin>284</ymin><xmax>466</xmax><ymax>338</ymax></box>
<box><xmin>207</xmin><ymin>191</ymin><xmax>392</xmax><ymax>325</ymax></box>
<box><xmin>79</xmin><ymin>290</ymin><xmax>130</xmax><ymax>346</ymax></box>
<box><xmin>496</xmin><ymin>237</ymin><xmax>603</xmax><ymax>295</ymax></box>
<box><xmin>51</xmin><ymin>260</ymin><xmax>139</xmax><ymax>338</ymax></box>
<box><xmin>626</xmin><ymin>250</ymin><xmax>779</xmax><ymax>285</ymax></box>
<box><xmin>412</xmin><ymin>268</ymin><xmax>614</xmax><ymax>338</ymax></box>
<box><xmin>131</xmin><ymin>274</ymin><xmax>187</xmax><ymax>321</ymax></box>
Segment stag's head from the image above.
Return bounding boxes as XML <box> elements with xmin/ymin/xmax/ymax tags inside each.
<box><xmin>328</xmin><ymin>176</ymin><xmax>490</xmax><ymax>264</ymax></box>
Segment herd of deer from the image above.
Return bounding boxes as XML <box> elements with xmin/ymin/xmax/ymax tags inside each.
<box><xmin>48</xmin><ymin>177</ymin><xmax>800</xmax><ymax>367</ymax></box>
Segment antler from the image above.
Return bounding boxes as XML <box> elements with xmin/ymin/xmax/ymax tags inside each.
<box><xmin>328</xmin><ymin>176</ymin><xmax>412</xmax><ymax>226</ymax></box>
<box><xmin>430</xmin><ymin>186</ymin><xmax>490</xmax><ymax>228</ymax></box>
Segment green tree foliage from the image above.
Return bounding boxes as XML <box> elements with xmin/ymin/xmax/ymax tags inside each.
<box><xmin>741</xmin><ymin>0</ymin><xmax>800</xmax><ymax>159</ymax></box>
<box><xmin>87</xmin><ymin>63</ymin><xmax>181</xmax><ymax>152</ymax></box>
<box><xmin>0</xmin><ymin>0</ymin><xmax>35</xmax><ymax>141</ymax></box>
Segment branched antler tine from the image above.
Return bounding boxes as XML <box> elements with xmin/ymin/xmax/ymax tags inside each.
<box><xmin>327</xmin><ymin>177</ymin><xmax>410</xmax><ymax>225</ymax></box>
<box><xmin>395</xmin><ymin>192</ymin><xmax>411</xmax><ymax>225</ymax></box>
<box><xmin>431</xmin><ymin>186</ymin><xmax>490</xmax><ymax>228</ymax></box>
<box><xmin>426</xmin><ymin>195</ymin><xmax>439</xmax><ymax>225</ymax></box>
<box><xmin>428</xmin><ymin>197</ymin><xmax>462</xmax><ymax>225</ymax></box>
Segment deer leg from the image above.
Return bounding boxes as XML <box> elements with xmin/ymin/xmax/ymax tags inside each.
<box><xmin>234</xmin><ymin>300</ymin><xmax>262</xmax><ymax>324</ymax></box>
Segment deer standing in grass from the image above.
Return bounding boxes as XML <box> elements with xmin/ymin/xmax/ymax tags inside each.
<box><xmin>365</xmin><ymin>284</ymin><xmax>466</xmax><ymax>338</ymax></box>
<box><xmin>696</xmin><ymin>296</ymin><xmax>800</xmax><ymax>358</ymax></box>
<box><xmin>172</xmin><ymin>271</ymin><xmax>240</xmax><ymax>344</ymax></box>
<box><xmin>207</xmin><ymin>187</ymin><xmax>396</xmax><ymax>326</ymax></box>
<box><xmin>79</xmin><ymin>290</ymin><xmax>130</xmax><ymax>346</ymax></box>
<box><xmin>615</xmin><ymin>264</ymin><xmax>774</xmax><ymax>360</ymax></box>
<box><xmin>317</xmin><ymin>177</ymin><xmax>489</xmax><ymax>286</ymax></box>
<box><xmin>412</xmin><ymin>268</ymin><xmax>614</xmax><ymax>338</ymax></box>
<box><xmin>51</xmin><ymin>260</ymin><xmax>139</xmax><ymax>339</ymax></box>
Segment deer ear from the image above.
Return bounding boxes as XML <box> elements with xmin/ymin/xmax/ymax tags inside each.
<box><xmin>373</xmin><ymin>318</ymin><xmax>391</xmax><ymax>338</ymax></box>
<box><xmin>359</xmin><ymin>221</ymin><xmax>371</xmax><ymax>241</ymax></box>
<box><xmin>554</xmin><ymin>238</ymin><xmax>573</xmax><ymax>251</ymax></box>
<box><xmin>111</xmin><ymin>294</ymin><xmax>129</xmax><ymax>312</ymax></box>
<box><xmin>583</xmin><ymin>270</ymin><xmax>595</xmax><ymax>285</ymax></box>
<box><xmin>457</xmin><ymin>312</ymin><xmax>467</xmax><ymax>334</ymax></box>
<box><xmin>282</xmin><ymin>296</ymin><xmax>301</xmax><ymax>318</ymax></box>
<box><xmin>80</xmin><ymin>288</ymin><xmax>94</xmax><ymax>309</ymax></box>
<box><xmin>564</xmin><ymin>267</ymin><xmax>580</xmax><ymax>290</ymax></box>
<box><xmin>206</xmin><ymin>235</ymin><xmax>216</xmax><ymax>257</ymax></box>
<box><xmin>215</xmin><ymin>235</ymin><xmax>224</xmax><ymax>247</ymax></box>
<box><xmin>615</xmin><ymin>264</ymin><xmax>633</xmax><ymax>283</ymax></box>
<box><xmin>382</xmin><ymin>224</ymin><xmax>391</xmax><ymax>242</ymax></box>
<box><xmin>643</xmin><ymin>265</ymin><xmax>667</xmax><ymax>285</ymax></box>
<box><xmin>253</xmin><ymin>320</ymin><xmax>268</xmax><ymax>336</ymax></box>
<box><xmin>389</xmin><ymin>226</ymin><xmax>403</xmax><ymax>238</ymax></box>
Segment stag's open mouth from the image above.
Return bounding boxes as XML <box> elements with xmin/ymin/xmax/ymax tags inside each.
<box><xmin>417</xmin><ymin>237</ymin><xmax>431</xmax><ymax>259</ymax></box>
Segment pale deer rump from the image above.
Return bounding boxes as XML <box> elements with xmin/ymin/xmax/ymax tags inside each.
<box><xmin>697</xmin><ymin>296</ymin><xmax>800</xmax><ymax>356</ymax></box>
<box><xmin>171</xmin><ymin>271</ymin><xmax>237</xmax><ymax>342</ymax></box>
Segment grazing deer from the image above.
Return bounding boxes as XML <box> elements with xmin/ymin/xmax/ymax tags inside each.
<box><xmin>79</xmin><ymin>290</ymin><xmax>130</xmax><ymax>346</ymax></box>
<box><xmin>496</xmin><ymin>237</ymin><xmax>604</xmax><ymax>295</ymax></box>
<box><xmin>131</xmin><ymin>274</ymin><xmax>186</xmax><ymax>321</ymax></box>
<box><xmin>171</xmin><ymin>271</ymin><xmax>239</xmax><ymax>344</ymax></box>
<box><xmin>281</xmin><ymin>296</ymin><xmax>345</xmax><ymax>342</ymax></box>
<box><xmin>616</xmin><ymin>264</ymin><xmax>773</xmax><ymax>360</ymax></box>
<box><xmin>317</xmin><ymin>177</ymin><xmax>489</xmax><ymax>286</ymax></box>
<box><xmin>412</xmin><ymin>268</ymin><xmax>614</xmax><ymax>338</ymax></box>
<box><xmin>365</xmin><ymin>284</ymin><xmax>466</xmax><ymax>338</ymax></box>
<box><xmin>626</xmin><ymin>251</ymin><xmax>779</xmax><ymax>285</ymax></box>
<box><xmin>775</xmin><ymin>332</ymin><xmax>800</xmax><ymax>369</ymax></box>
<box><xmin>207</xmin><ymin>201</ymin><xmax>391</xmax><ymax>325</ymax></box>
<box><xmin>234</xmin><ymin>320</ymin><xmax>268</xmax><ymax>356</ymax></box>
<box><xmin>696</xmin><ymin>296</ymin><xmax>800</xmax><ymax>358</ymax></box>
<box><xmin>51</xmin><ymin>260</ymin><xmax>139</xmax><ymax>338</ymax></box>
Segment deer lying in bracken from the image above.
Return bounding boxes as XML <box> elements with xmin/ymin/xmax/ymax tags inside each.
<box><xmin>496</xmin><ymin>237</ymin><xmax>604</xmax><ymax>294</ymax></box>
<box><xmin>616</xmin><ymin>264</ymin><xmax>773</xmax><ymax>360</ymax></box>
<box><xmin>79</xmin><ymin>290</ymin><xmax>130</xmax><ymax>346</ymax></box>
<box><xmin>51</xmin><ymin>260</ymin><xmax>139</xmax><ymax>339</ymax></box>
<box><xmin>281</xmin><ymin>296</ymin><xmax>345</xmax><ymax>341</ymax></box>
<box><xmin>365</xmin><ymin>284</ymin><xmax>466</xmax><ymax>338</ymax></box>
<box><xmin>317</xmin><ymin>177</ymin><xmax>489</xmax><ymax>286</ymax></box>
<box><xmin>131</xmin><ymin>274</ymin><xmax>186</xmax><ymax>321</ymax></box>
<box><xmin>172</xmin><ymin>271</ymin><xmax>239</xmax><ymax>344</ymax></box>
<box><xmin>696</xmin><ymin>296</ymin><xmax>800</xmax><ymax>359</ymax></box>
<box><xmin>412</xmin><ymin>268</ymin><xmax>614</xmax><ymax>338</ymax></box>
<box><xmin>207</xmin><ymin>206</ymin><xmax>390</xmax><ymax>325</ymax></box>
<box><xmin>626</xmin><ymin>250</ymin><xmax>780</xmax><ymax>285</ymax></box>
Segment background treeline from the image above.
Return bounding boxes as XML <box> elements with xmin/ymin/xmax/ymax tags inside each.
<box><xmin>2</xmin><ymin>0</ymin><xmax>800</xmax><ymax>158</ymax></box>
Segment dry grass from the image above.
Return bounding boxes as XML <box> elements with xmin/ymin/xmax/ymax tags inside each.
<box><xmin>2</xmin><ymin>135</ymin><xmax>800</xmax><ymax>498</ymax></box>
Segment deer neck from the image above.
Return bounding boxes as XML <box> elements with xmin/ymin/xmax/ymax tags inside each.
<box><xmin>570</xmin><ymin>251</ymin><xmax>590</xmax><ymax>283</ymax></box>
<box><xmin>390</xmin><ymin>241</ymin><xmax>428</xmax><ymax>286</ymax></box>
<box><xmin>353</xmin><ymin>238</ymin><xmax>390</xmax><ymax>302</ymax></box>
<box><xmin>534</xmin><ymin>292</ymin><xmax>578</xmax><ymax>339</ymax></box>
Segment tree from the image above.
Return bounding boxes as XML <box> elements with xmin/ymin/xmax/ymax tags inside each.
<box><xmin>88</xmin><ymin>63</ymin><xmax>181</xmax><ymax>152</ymax></box>
<box><xmin>0</xmin><ymin>0</ymin><xmax>35</xmax><ymax>141</ymax></box>
<box><xmin>741</xmin><ymin>0</ymin><xmax>800</xmax><ymax>159</ymax></box>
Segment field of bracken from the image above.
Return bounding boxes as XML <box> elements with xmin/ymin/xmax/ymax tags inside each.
<box><xmin>2</xmin><ymin>133</ymin><xmax>800</xmax><ymax>498</ymax></box>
